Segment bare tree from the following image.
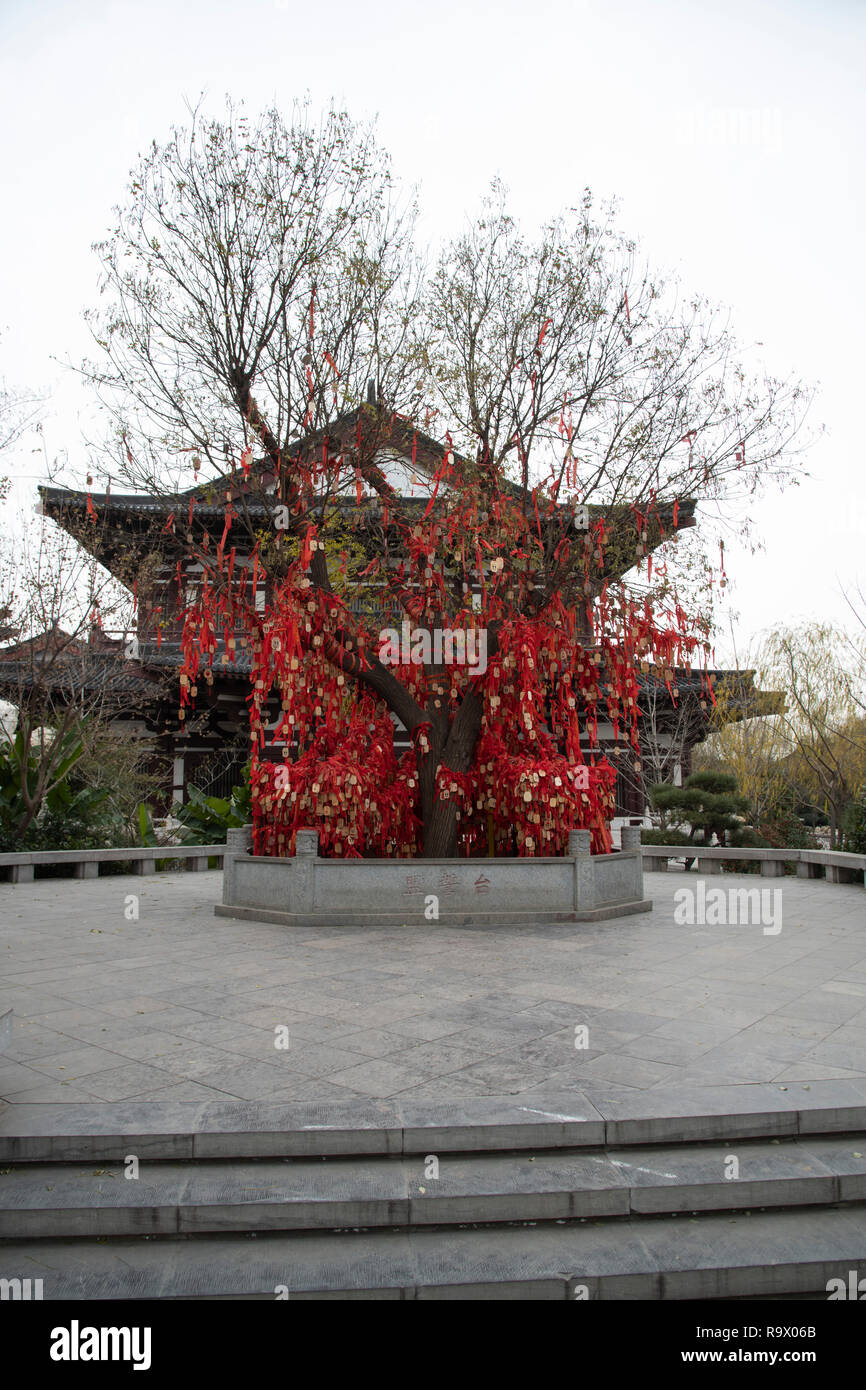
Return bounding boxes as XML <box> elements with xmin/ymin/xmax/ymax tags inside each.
<box><xmin>841</xmin><ymin>581</ymin><xmax>866</xmax><ymax>720</ymax></box>
<box><xmin>424</xmin><ymin>185</ymin><xmax>813</xmax><ymax>619</ymax></box>
<box><xmin>0</xmin><ymin>513</ymin><xmax>158</xmax><ymax>840</ymax></box>
<box><xmin>0</xmin><ymin>368</ymin><xmax>43</xmax><ymax>461</ymax></box>
<box><xmin>633</xmin><ymin>678</ymin><xmax>699</xmax><ymax>796</ymax></box>
<box><xmin>78</xmin><ymin>98</ymin><xmax>424</xmax><ymax>508</ymax></box>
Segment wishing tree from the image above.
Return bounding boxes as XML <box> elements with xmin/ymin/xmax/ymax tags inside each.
<box><xmin>177</xmin><ymin>416</ymin><xmax>710</xmax><ymax>858</ymax></box>
<box><xmin>75</xmin><ymin>102</ymin><xmax>812</xmax><ymax>860</ymax></box>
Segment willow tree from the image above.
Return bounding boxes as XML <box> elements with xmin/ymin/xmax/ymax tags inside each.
<box><xmin>761</xmin><ymin>622</ymin><xmax>866</xmax><ymax>847</ymax></box>
<box><xmin>76</xmin><ymin>101</ymin><xmax>812</xmax><ymax>858</ymax></box>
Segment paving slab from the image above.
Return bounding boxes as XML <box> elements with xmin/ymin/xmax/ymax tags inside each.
<box><xmin>1</xmin><ymin>869</ymin><xmax>865</xmax><ymax>1103</ymax></box>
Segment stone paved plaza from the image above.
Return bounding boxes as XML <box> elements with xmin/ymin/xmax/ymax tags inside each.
<box><xmin>1</xmin><ymin>870</ymin><xmax>865</xmax><ymax>1106</ymax></box>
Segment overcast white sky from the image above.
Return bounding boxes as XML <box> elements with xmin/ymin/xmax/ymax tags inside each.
<box><xmin>0</xmin><ymin>0</ymin><xmax>863</xmax><ymax>663</ymax></box>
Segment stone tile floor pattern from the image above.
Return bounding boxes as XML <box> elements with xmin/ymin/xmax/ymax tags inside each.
<box><xmin>0</xmin><ymin>871</ymin><xmax>864</xmax><ymax>1105</ymax></box>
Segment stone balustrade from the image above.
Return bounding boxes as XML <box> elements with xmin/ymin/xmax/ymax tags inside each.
<box><xmin>0</xmin><ymin>844</ymin><xmax>227</xmax><ymax>884</ymax></box>
<box><xmin>640</xmin><ymin>843</ymin><xmax>866</xmax><ymax>885</ymax></box>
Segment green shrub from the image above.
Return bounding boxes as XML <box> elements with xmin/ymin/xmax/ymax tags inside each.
<box><xmin>680</xmin><ymin>770</ymin><xmax>740</xmax><ymax>795</ymax></box>
<box><xmin>648</xmin><ymin>771</ymin><xmax>752</xmax><ymax>846</ymax></box>
<box><xmin>0</xmin><ymin>729</ymin><xmax>128</xmax><ymax>852</ymax></box>
<box><xmin>640</xmin><ymin>827</ymin><xmax>692</xmax><ymax>845</ymax></box>
<box><xmin>728</xmin><ymin>825</ymin><xmax>772</xmax><ymax>849</ymax></box>
<box><xmin>137</xmin><ymin>762</ymin><xmax>251</xmax><ymax>848</ymax></box>
<box><xmin>757</xmin><ymin>813</ymin><xmax>819</xmax><ymax>851</ymax></box>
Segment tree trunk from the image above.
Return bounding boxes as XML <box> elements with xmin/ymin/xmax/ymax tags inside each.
<box><xmin>419</xmin><ymin>690</ymin><xmax>484</xmax><ymax>857</ymax></box>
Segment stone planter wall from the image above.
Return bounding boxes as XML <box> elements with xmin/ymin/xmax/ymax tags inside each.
<box><xmin>215</xmin><ymin>827</ymin><xmax>651</xmax><ymax>927</ymax></box>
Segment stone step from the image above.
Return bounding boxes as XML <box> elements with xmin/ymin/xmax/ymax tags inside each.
<box><xmin>2</xmin><ymin>1204</ymin><xmax>865</xmax><ymax>1299</ymax></box>
<box><xmin>3</xmin><ymin>1081</ymin><xmax>866</xmax><ymax>1162</ymax></box>
<box><xmin>2</xmin><ymin>1134</ymin><xmax>865</xmax><ymax>1240</ymax></box>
